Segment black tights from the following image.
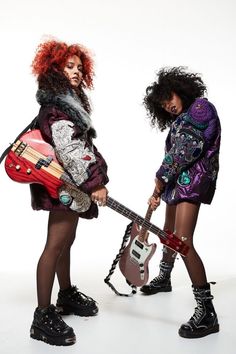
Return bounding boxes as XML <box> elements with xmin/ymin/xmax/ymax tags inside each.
<box><xmin>36</xmin><ymin>211</ymin><xmax>79</xmax><ymax>308</ymax></box>
<box><xmin>161</xmin><ymin>202</ymin><xmax>207</xmax><ymax>287</ymax></box>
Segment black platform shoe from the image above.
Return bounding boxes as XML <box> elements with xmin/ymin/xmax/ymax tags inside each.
<box><xmin>140</xmin><ymin>261</ymin><xmax>174</xmax><ymax>295</ymax></box>
<box><xmin>56</xmin><ymin>285</ymin><xmax>98</xmax><ymax>316</ymax></box>
<box><xmin>140</xmin><ymin>277</ymin><xmax>172</xmax><ymax>295</ymax></box>
<box><xmin>178</xmin><ymin>283</ymin><xmax>220</xmax><ymax>338</ymax></box>
<box><xmin>30</xmin><ymin>304</ymin><xmax>76</xmax><ymax>346</ymax></box>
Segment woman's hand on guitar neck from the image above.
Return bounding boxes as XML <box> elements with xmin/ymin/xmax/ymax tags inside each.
<box><xmin>91</xmin><ymin>185</ymin><xmax>108</xmax><ymax>206</ymax></box>
<box><xmin>148</xmin><ymin>178</ymin><xmax>165</xmax><ymax>210</ymax></box>
<box><xmin>148</xmin><ymin>194</ymin><xmax>161</xmax><ymax>211</ymax></box>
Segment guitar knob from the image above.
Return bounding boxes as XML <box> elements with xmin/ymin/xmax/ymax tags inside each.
<box><xmin>15</xmin><ymin>165</ymin><xmax>21</xmax><ymax>171</ymax></box>
<box><xmin>26</xmin><ymin>168</ymin><xmax>32</xmax><ymax>174</ymax></box>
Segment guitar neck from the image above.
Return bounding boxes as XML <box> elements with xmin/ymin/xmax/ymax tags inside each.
<box><xmin>139</xmin><ymin>205</ymin><xmax>153</xmax><ymax>240</ymax></box>
<box><xmin>138</xmin><ymin>189</ymin><xmax>158</xmax><ymax>239</ymax></box>
<box><xmin>106</xmin><ymin>196</ymin><xmax>167</xmax><ymax>241</ymax></box>
<box><xmin>12</xmin><ymin>135</ymin><xmax>186</xmax><ymax>254</ymax></box>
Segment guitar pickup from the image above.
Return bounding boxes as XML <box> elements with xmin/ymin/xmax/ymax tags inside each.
<box><xmin>135</xmin><ymin>239</ymin><xmax>144</xmax><ymax>249</ymax></box>
<box><xmin>35</xmin><ymin>156</ymin><xmax>53</xmax><ymax>169</ymax></box>
<box><xmin>131</xmin><ymin>249</ymin><xmax>141</xmax><ymax>259</ymax></box>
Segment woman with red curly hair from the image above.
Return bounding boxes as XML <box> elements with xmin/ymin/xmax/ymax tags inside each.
<box><xmin>29</xmin><ymin>39</ymin><xmax>109</xmax><ymax>346</ymax></box>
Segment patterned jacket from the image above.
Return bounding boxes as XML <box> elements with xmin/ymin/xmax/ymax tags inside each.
<box><xmin>156</xmin><ymin>98</ymin><xmax>221</xmax><ymax>205</ymax></box>
<box><xmin>30</xmin><ymin>90</ymin><xmax>109</xmax><ymax>219</ymax></box>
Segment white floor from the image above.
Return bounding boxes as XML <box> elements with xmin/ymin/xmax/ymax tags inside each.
<box><xmin>0</xmin><ymin>269</ymin><xmax>236</xmax><ymax>354</ymax></box>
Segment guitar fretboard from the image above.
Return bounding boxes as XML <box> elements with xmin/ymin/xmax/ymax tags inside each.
<box><xmin>106</xmin><ymin>196</ymin><xmax>168</xmax><ymax>241</ymax></box>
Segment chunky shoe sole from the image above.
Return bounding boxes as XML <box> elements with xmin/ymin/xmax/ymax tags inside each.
<box><xmin>140</xmin><ymin>285</ymin><xmax>172</xmax><ymax>295</ymax></box>
<box><xmin>178</xmin><ymin>324</ymin><xmax>220</xmax><ymax>338</ymax></box>
<box><xmin>30</xmin><ymin>325</ymin><xmax>76</xmax><ymax>346</ymax></box>
<box><xmin>56</xmin><ymin>303</ymin><xmax>98</xmax><ymax>317</ymax></box>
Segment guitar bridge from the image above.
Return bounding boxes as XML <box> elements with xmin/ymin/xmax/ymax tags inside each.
<box><xmin>13</xmin><ymin>141</ymin><xmax>27</xmax><ymax>156</ymax></box>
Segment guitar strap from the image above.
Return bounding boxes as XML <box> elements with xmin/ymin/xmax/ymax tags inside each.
<box><xmin>0</xmin><ymin>116</ymin><xmax>38</xmax><ymax>165</ymax></box>
<box><xmin>104</xmin><ymin>222</ymin><xmax>137</xmax><ymax>296</ymax></box>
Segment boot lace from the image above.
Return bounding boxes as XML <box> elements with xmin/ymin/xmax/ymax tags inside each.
<box><xmin>150</xmin><ymin>273</ymin><xmax>165</xmax><ymax>285</ymax></box>
<box><xmin>41</xmin><ymin>305</ymin><xmax>68</xmax><ymax>332</ymax></box>
<box><xmin>150</xmin><ymin>261</ymin><xmax>173</xmax><ymax>285</ymax></box>
<box><xmin>191</xmin><ymin>299</ymin><xmax>205</xmax><ymax>323</ymax></box>
<box><xmin>68</xmin><ymin>286</ymin><xmax>97</xmax><ymax>306</ymax></box>
<box><xmin>191</xmin><ymin>289</ymin><xmax>213</xmax><ymax>324</ymax></box>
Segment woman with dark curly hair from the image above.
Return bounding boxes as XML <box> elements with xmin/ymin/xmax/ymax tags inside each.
<box><xmin>29</xmin><ymin>39</ymin><xmax>109</xmax><ymax>346</ymax></box>
<box><xmin>140</xmin><ymin>67</ymin><xmax>221</xmax><ymax>339</ymax></box>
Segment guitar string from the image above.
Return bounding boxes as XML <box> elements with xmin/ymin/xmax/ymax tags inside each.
<box><xmin>107</xmin><ymin>197</ymin><xmax>154</xmax><ymax>228</ymax></box>
<box><xmin>139</xmin><ymin>206</ymin><xmax>153</xmax><ymax>239</ymax></box>
<box><xmin>107</xmin><ymin>198</ymin><xmax>168</xmax><ymax>239</ymax></box>
<box><xmin>15</xmin><ymin>146</ymin><xmax>65</xmax><ymax>179</ymax></box>
<box><xmin>15</xmin><ymin>144</ymin><xmax>186</xmax><ymax>254</ymax></box>
<box><xmin>22</xmin><ymin>147</ymin><xmax>86</xmax><ymax>188</ymax></box>
<box><xmin>106</xmin><ymin>198</ymin><xmax>186</xmax><ymax>254</ymax></box>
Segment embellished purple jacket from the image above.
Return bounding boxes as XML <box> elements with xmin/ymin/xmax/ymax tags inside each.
<box><xmin>156</xmin><ymin>98</ymin><xmax>221</xmax><ymax>205</ymax></box>
<box><xmin>30</xmin><ymin>91</ymin><xmax>109</xmax><ymax>219</ymax></box>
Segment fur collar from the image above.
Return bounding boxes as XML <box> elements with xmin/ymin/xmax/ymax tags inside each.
<box><xmin>36</xmin><ymin>89</ymin><xmax>97</xmax><ymax>138</ymax></box>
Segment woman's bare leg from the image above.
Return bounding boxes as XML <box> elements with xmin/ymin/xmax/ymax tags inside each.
<box><xmin>174</xmin><ymin>202</ymin><xmax>207</xmax><ymax>286</ymax></box>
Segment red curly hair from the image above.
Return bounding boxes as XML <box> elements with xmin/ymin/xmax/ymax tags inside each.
<box><xmin>32</xmin><ymin>40</ymin><xmax>94</xmax><ymax>89</ymax></box>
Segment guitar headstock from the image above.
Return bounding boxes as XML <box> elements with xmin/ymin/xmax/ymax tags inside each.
<box><xmin>161</xmin><ymin>229</ymin><xmax>189</xmax><ymax>256</ymax></box>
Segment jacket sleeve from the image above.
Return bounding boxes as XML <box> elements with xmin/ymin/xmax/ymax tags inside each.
<box><xmin>37</xmin><ymin>106</ymin><xmax>109</xmax><ymax>194</ymax></box>
<box><xmin>51</xmin><ymin>119</ymin><xmax>109</xmax><ymax>192</ymax></box>
<box><xmin>79</xmin><ymin>145</ymin><xmax>109</xmax><ymax>194</ymax></box>
<box><xmin>51</xmin><ymin>119</ymin><xmax>97</xmax><ymax>187</ymax></box>
<box><xmin>156</xmin><ymin>99</ymin><xmax>216</xmax><ymax>185</ymax></box>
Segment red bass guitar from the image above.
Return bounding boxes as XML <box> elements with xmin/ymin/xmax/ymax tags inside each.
<box><xmin>5</xmin><ymin>130</ymin><xmax>189</xmax><ymax>273</ymax></box>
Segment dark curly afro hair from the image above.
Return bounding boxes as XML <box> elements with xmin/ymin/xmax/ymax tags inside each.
<box><xmin>143</xmin><ymin>66</ymin><xmax>207</xmax><ymax>131</ymax></box>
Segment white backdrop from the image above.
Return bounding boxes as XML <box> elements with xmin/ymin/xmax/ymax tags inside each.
<box><xmin>0</xmin><ymin>0</ymin><xmax>235</xmax><ymax>285</ymax></box>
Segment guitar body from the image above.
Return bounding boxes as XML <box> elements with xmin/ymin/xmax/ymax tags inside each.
<box><xmin>5</xmin><ymin>130</ymin><xmax>64</xmax><ymax>198</ymax></box>
<box><xmin>119</xmin><ymin>223</ymin><xmax>157</xmax><ymax>286</ymax></box>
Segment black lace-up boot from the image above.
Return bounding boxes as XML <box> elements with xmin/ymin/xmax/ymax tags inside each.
<box><xmin>30</xmin><ymin>304</ymin><xmax>76</xmax><ymax>346</ymax></box>
<box><xmin>178</xmin><ymin>283</ymin><xmax>219</xmax><ymax>338</ymax></box>
<box><xmin>56</xmin><ymin>285</ymin><xmax>98</xmax><ymax>316</ymax></box>
<box><xmin>140</xmin><ymin>261</ymin><xmax>174</xmax><ymax>295</ymax></box>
